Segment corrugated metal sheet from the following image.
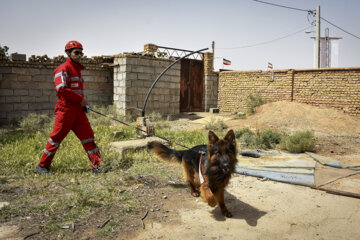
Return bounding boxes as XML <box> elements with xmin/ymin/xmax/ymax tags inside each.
<box><xmin>235</xmin><ymin>150</ymin><xmax>316</xmax><ymax>186</ymax></box>
<box><xmin>306</xmin><ymin>152</ymin><xmax>360</xmax><ymax>170</ymax></box>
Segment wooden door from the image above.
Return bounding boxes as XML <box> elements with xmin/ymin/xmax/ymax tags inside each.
<box><xmin>180</xmin><ymin>59</ymin><xmax>204</xmax><ymax>112</ymax></box>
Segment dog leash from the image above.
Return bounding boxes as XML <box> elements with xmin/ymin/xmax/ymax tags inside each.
<box><xmin>89</xmin><ymin>108</ymin><xmax>204</xmax><ymax>154</ymax></box>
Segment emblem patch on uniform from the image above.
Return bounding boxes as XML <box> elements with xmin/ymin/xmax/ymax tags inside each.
<box><xmin>71</xmin><ymin>82</ymin><xmax>79</xmax><ymax>88</ymax></box>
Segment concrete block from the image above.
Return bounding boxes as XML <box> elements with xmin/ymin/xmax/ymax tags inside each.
<box><xmin>35</xmin><ymin>96</ymin><xmax>49</xmax><ymax>102</ymax></box>
<box><xmin>28</xmin><ymin>103</ymin><xmax>51</xmax><ymax>110</ymax></box>
<box><xmin>3</xmin><ymin>74</ymin><xmax>17</xmax><ymax>82</ymax></box>
<box><xmin>0</xmin><ymin>79</ymin><xmax>11</xmax><ymax>88</ymax></box>
<box><xmin>14</xmin><ymin>103</ymin><xmax>29</xmax><ymax>110</ymax></box>
<box><xmin>10</xmin><ymin>53</ymin><xmax>26</xmax><ymax>61</ymax></box>
<box><xmin>124</xmin><ymin>73</ymin><xmax>137</xmax><ymax>80</ymax></box>
<box><xmin>17</xmin><ymin>75</ymin><xmax>32</xmax><ymax>82</ymax></box>
<box><xmin>6</xmin><ymin>96</ymin><xmax>21</xmax><ymax>103</ymax></box>
<box><xmin>125</xmin><ymin>57</ymin><xmax>138</xmax><ymax>65</ymax></box>
<box><xmin>12</xmin><ymin>68</ymin><xmax>26</xmax><ymax>74</ymax></box>
<box><xmin>131</xmin><ymin>80</ymin><xmax>143</xmax><ymax>87</ymax></box>
<box><xmin>7</xmin><ymin>111</ymin><xmax>23</xmax><ymax>121</ymax></box>
<box><xmin>25</xmin><ymin>68</ymin><xmax>41</xmax><ymax>75</ymax></box>
<box><xmin>143</xmin><ymin>66</ymin><xmax>155</xmax><ymax>74</ymax></box>
<box><xmin>84</xmin><ymin>75</ymin><xmax>94</xmax><ymax>82</ymax></box>
<box><xmin>32</xmin><ymin>75</ymin><xmax>47</xmax><ymax>82</ymax></box>
<box><xmin>209</xmin><ymin>108</ymin><xmax>220</xmax><ymax>114</ymax></box>
<box><xmin>94</xmin><ymin>76</ymin><xmax>106</xmax><ymax>82</ymax></box>
<box><xmin>0</xmin><ymin>89</ymin><xmax>13</xmax><ymax>96</ymax></box>
<box><xmin>114</xmin><ymin>58</ymin><xmax>125</xmax><ymax>65</ymax></box>
<box><xmin>40</xmin><ymin>69</ymin><xmax>53</xmax><ymax>75</ymax></box>
<box><xmin>137</xmin><ymin>73</ymin><xmax>151</xmax><ymax>80</ymax></box>
<box><xmin>42</xmin><ymin>90</ymin><xmax>54</xmax><ymax>96</ymax></box>
<box><xmin>132</xmin><ymin>65</ymin><xmax>144</xmax><ymax>73</ymax></box>
<box><xmin>21</xmin><ymin>96</ymin><xmax>36</xmax><ymax>103</ymax></box>
<box><xmin>119</xmin><ymin>65</ymin><xmax>131</xmax><ymax>72</ymax></box>
<box><xmin>0</xmin><ymin>103</ymin><xmax>14</xmax><ymax>111</ymax></box>
<box><xmin>0</xmin><ymin>96</ymin><xmax>4</xmax><ymax>103</ymax></box>
<box><xmin>39</xmin><ymin>82</ymin><xmax>53</xmax><ymax>90</ymax></box>
<box><xmin>0</xmin><ymin>67</ymin><xmax>12</xmax><ymax>74</ymax></box>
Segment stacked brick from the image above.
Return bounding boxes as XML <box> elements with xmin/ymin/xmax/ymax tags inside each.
<box><xmin>0</xmin><ymin>55</ymin><xmax>113</xmax><ymax>125</ymax></box>
<box><xmin>218</xmin><ymin>68</ymin><xmax>360</xmax><ymax>117</ymax></box>
<box><xmin>113</xmin><ymin>54</ymin><xmax>180</xmax><ymax>118</ymax></box>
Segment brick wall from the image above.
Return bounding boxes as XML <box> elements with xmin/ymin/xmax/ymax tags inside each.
<box><xmin>0</xmin><ymin>57</ymin><xmax>113</xmax><ymax>124</ymax></box>
<box><xmin>218</xmin><ymin>67</ymin><xmax>360</xmax><ymax>117</ymax></box>
<box><xmin>113</xmin><ymin>54</ymin><xmax>180</xmax><ymax>118</ymax></box>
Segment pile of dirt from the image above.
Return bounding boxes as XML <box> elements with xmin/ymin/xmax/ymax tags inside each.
<box><xmin>229</xmin><ymin>101</ymin><xmax>360</xmax><ymax>135</ymax></box>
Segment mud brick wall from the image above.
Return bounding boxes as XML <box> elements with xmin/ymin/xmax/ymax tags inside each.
<box><xmin>113</xmin><ymin>54</ymin><xmax>180</xmax><ymax>118</ymax></box>
<box><xmin>218</xmin><ymin>67</ymin><xmax>360</xmax><ymax>117</ymax></box>
<box><xmin>0</xmin><ymin>58</ymin><xmax>113</xmax><ymax>125</ymax></box>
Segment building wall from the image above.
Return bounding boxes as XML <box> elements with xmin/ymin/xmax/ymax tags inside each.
<box><xmin>203</xmin><ymin>52</ymin><xmax>219</xmax><ymax>111</ymax></box>
<box><xmin>218</xmin><ymin>67</ymin><xmax>360</xmax><ymax>117</ymax></box>
<box><xmin>113</xmin><ymin>54</ymin><xmax>181</xmax><ymax>118</ymax></box>
<box><xmin>0</xmin><ymin>57</ymin><xmax>113</xmax><ymax>124</ymax></box>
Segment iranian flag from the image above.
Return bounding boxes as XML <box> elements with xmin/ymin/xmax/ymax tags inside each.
<box><xmin>223</xmin><ymin>58</ymin><xmax>231</xmax><ymax>65</ymax></box>
<box><xmin>268</xmin><ymin>62</ymin><xmax>273</xmax><ymax>69</ymax></box>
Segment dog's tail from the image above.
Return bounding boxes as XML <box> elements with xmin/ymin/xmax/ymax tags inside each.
<box><xmin>147</xmin><ymin>141</ymin><xmax>183</xmax><ymax>163</ymax></box>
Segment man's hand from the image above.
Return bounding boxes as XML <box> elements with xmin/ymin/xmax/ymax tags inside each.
<box><xmin>80</xmin><ymin>98</ymin><xmax>88</xmax><ymax>107</ymax></box>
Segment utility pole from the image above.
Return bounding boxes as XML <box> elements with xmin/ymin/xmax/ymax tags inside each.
<box><xmin>315</xmin><ymin>5</ymin><xmax>321</xmax><ymax>68</ymax></box>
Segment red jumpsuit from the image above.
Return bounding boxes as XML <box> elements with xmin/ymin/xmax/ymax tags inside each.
<box><xmin>39</xmin><ymin>58</ymin><xmax>102</xmax><ymax>169</ymax></box>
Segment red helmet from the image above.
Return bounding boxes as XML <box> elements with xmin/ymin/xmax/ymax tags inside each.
<box><xmin>65</xmin><ymin>41</ymin><xmax>83</xmax><ymax>51</ymax></box>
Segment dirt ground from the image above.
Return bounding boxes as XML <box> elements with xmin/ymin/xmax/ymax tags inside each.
<box><xmin>1</xmin><ymin>101</ymin><xmax>360</xmax><ymax>239</ymax></box>
<box><xmin>131</xmin><ymin>101</ymin><xmax>360</xmax><ymax>240</ymax></box>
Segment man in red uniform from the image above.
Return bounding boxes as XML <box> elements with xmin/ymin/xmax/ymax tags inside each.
<box><xmin>36</xmin><ymin>41</ymin><xmax>103</xmax><ymax>174</ymax></box>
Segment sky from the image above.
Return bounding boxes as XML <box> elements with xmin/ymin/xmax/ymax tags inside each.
<box><xmin>1</xmin><ymin>0</ymin><xmax>359</xmax><ymax>71</ymax></box>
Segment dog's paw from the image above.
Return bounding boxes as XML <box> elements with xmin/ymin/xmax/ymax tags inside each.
<box><xmin>191</xmin><ymin>191</ymin><xmax>200</xmax><ymax>197</ymax></box>
<box><xmin>223</xmin><ymin>210</ymin><xmax>233</xmax><ymax>218</ymax></box>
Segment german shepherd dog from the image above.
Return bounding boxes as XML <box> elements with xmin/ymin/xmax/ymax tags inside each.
<box><xmin>147</xmin><ymin>130</ymin><xmax>237</xmax><ymax>217</ymax></box>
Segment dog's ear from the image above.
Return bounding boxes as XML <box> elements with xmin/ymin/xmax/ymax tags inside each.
<box><xmin>224</xmin><ymin>129</ymin><xmax>236</xmax><ymax>145</ymax></box>
<box><xmin>208</xmin><ymin>131</ymin><xmax>219</xmax><ymax>144</ymax></box>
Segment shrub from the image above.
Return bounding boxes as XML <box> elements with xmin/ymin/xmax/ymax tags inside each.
<box><xmin>258</xmin><ymin>129</ymin><xmax>282</xmax><ymax>149</ymax></box>
<box><xmin>281</xmin><ymin>130</ymin><xmax>315</xmax><ymax>153</ymax></box>
<box><xmin>148</xmin><ymin>112</ymin><xmax>163</xmax><ymax>122</ymax></box>
<box><xmin>0</xmin><ymin>45</ymin><xmax>9</xmax><ymax>57</ymax></box>
<box><xmin>236</xmin><ymin>127</ymin><xmax>257</xmax><ymax>147</ymax></box>
<box><xmin>235</xmin><ymin>127</ymin><xmax>282</xmax><ymax>149</ymax></box>
<box><xmin>205</xmin><ymin>117</ymin><xmax>228</xmax><ymax>131</ymax></box>
<box><xmin>246</xmin><ymin>92</ymin><xmax>266</xmax><ymax>115</ymax></box>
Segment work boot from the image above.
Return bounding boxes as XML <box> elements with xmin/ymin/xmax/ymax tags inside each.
<box><xmin>92</xmin><ymin>167</ymin><xmax>102</xmax><ymax>174</ymax></box>
<box><xmin>35</xmin><ymin>165</ymin><xmax>50</xmax><ymax>175</ymax></box>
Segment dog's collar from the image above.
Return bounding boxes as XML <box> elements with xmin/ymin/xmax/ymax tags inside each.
<box><xmin>199</xmin><ymin>152</ymin><xmax>205</xmax><ymax>184</ymax></box>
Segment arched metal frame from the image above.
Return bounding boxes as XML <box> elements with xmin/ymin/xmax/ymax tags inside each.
<box><xmin>141</xmin><ymin>47</ymin><xmax>208</xmax><ymax>117</ymax></box>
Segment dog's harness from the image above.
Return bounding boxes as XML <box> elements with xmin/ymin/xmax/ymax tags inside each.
<box><xmin>199</xmin><ymin>151</ymin><xmax>205</xmax><ymax>184</ymax></box>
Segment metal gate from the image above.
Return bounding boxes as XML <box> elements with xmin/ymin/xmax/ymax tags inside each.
<box><xmin>180</xmin><ymin>59</ymin><xmax>204</xmax><ymax>112</ymax></box>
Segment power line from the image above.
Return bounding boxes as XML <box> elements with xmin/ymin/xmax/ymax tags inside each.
<box><xmin>252</xmin><ymin>0</ymin><xmax>314</xmax><ymax>13</ymax></box>
<box><xmin>253</xmin><ymin>0</ymin><xmax>360</xmax><ymax>40</ymax></box>
<box><xmin>321</xmin><ymin>17</ymin><xmax>360</xmax><ymax>40</ymax></box>
<box><xmin>217</xmin><ymin>25</ymin><xmax>312</xmax><ymax>50</ymax></box>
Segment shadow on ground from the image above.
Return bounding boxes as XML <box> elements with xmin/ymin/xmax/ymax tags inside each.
<box><xmin>210</xmin><ymin>191</ymin><xmax>267</xmax><ymax>226</ymax></box>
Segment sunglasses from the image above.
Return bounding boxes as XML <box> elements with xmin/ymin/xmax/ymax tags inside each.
<box><xmin>73</xmin><ymin>51</ymin><xmax>84</xmax><ymax>56</ymax></box>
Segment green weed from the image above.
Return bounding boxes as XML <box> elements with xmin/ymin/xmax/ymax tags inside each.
<box><xmin>20</xmin><ymin>113</ymin><xmax>53</xmax><ymax>133</ymax></box>
<box><xmin>246</xmin><ymin>92</ymin><xmax>266</xmax><ymax>115</ymax></box>
<box><xmin>235</xmin><ymin>127</ymin><xmax>282</xmax><ymax>149</ymax></box>
<box><xmin>205</xmin><ymin>117</ymin><xmax>228</xmax><ymax>131</ymax></box>
<box><xmin>281</xmin><ymin>130</ymin><xmax>315</xmax><ymax>153</ymax></box>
